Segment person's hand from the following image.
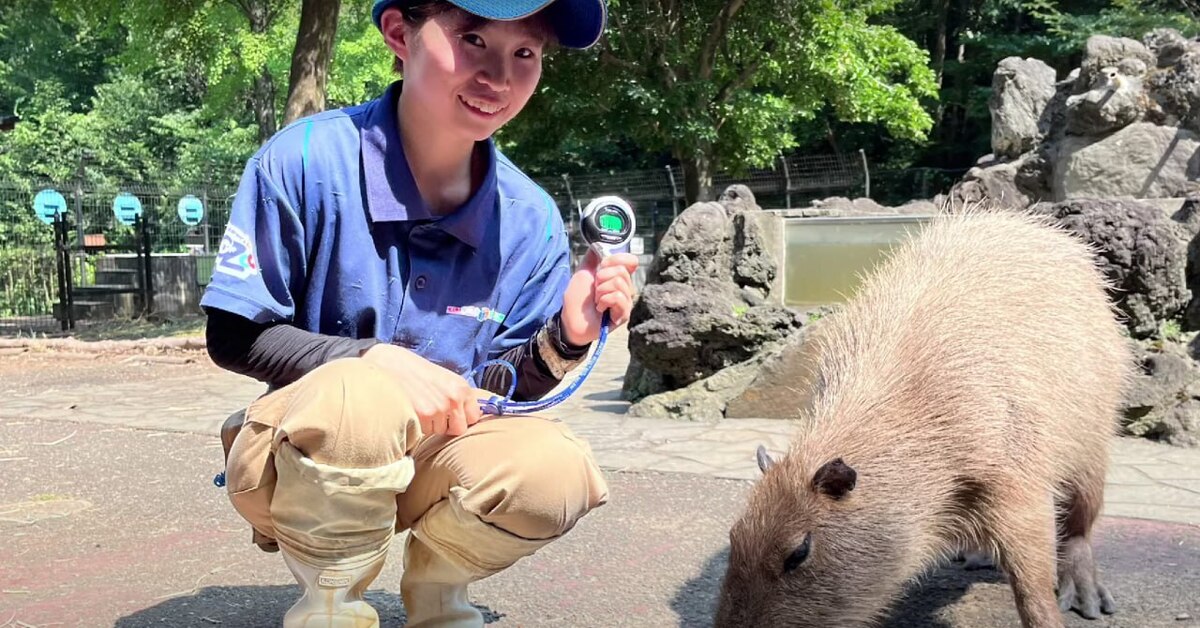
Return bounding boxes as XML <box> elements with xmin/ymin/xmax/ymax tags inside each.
<box><xmin>360</xmin><ymin>344</ymin><xmax>483</xmax><ymax>437</ymax></box>
<box><xmin>561</xmin><ymin>245</ymin><xmax>639</xmax><ymax>346</ymax></box>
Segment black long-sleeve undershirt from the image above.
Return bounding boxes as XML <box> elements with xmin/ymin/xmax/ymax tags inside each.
<box><xmin>203</xmin><ymin>306</ymin><xmax>590</xmax><ymax>401</ymax></box>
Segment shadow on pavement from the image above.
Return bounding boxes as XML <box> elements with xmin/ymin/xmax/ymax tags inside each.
<box><xmin>113</xmin><ymin>585</ymin><xmax>505</xmax><ymax>628</ymax></box>
<box><xmin>669</xmin><ymin>517</ymin><xmax>1200</xmax><ymax>628</ymax></box>
<box><xmin>670</xmin><ymin>547</ymin><xmax>728</xmax><ymax>627</ymax></box>
<box><xmin>881</xmin><ymin>563</ymin><xmax>1006</xmax><ymax>628</ymax></box>
<box><xmin>669</xmin><ymin>546</ymin><xmax>1007</xmax><ymax>628</ymax></box>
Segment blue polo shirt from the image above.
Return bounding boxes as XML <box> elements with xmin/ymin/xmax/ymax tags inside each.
<box><xmin>199</xmin><ymin>81</ymin><xmax>573</xmax><ymax>378</ymax></box>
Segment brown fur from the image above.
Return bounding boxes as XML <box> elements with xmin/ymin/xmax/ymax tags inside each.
<box><xmin>714</xmin><ymin>208</ymin><xmax>1134</xmax><ymax>628</ymax></box>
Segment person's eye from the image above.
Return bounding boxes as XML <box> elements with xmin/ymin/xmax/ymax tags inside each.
<box><xmin>461</xmin><ymin>33</ymin><xmax>484</xmax><ymax>47</ymax></box>
<box><xmin>516</xmin><ymin>48</ymin><xmax>537</xmax><ymax>59</ymax></box>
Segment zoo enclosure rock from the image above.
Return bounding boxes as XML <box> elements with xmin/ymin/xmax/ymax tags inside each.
<box><xmin>951</xmin><ymin>30</ymin><xmax>1200</xmax><ymax>208</ymax></box>
<box><xmin>1028</xmin><ymin>198</ymin><xmax>1190</xmax><ymax>339</ymax></box>
<box><xmin>1126</xmin><ymin>338</ymin><xmax>1200</xmax><ymax>448</ymax></box>
<box><xmin>990</xmin><ymin>57</ymin><xmax>1058</xmax><ymax>159</ymax></box>
<box><xmin>621</xmin><ymin>186</ymin><xmax>805</xmax><ymax>411</ymax></box>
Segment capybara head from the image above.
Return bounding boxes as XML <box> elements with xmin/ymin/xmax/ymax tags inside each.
<box><xmin>714</xmin><ymin>445</ymin><xmax>908</xmax><ymax>628</ymax></box>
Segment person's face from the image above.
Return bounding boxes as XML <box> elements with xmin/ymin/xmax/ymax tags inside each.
<box><xmin>385</xmin><ymin>8</ymin><xmax>547</xmax><ymax>142</ymax></box>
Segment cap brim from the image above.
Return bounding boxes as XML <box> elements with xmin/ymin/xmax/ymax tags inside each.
<box><xmin>373</xmin><ymin>0</ymin><xmax>607</xmax><ymax>50</ymax></box>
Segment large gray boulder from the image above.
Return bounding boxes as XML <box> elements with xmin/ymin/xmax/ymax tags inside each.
<box><xmin>990</xmin><ymin>57</ymin><xmax>1059</xmax><ymax>159</ymax></box>
<box><xmin>624</xmin><ymin>278</ymin><xmax>801</xmax><ymax>391</ymax></box>
<box><xmin>622</xmin><ymin>187</ymin><xmax>805</xmax><ymax>404</ymax></box>
<box><xmin>957</xmin><ymin>31</ymin><xmax>1200</xmax><ymax>208</ymax></box>
<box><xmin>805</xmin><ymin>196</ymin><xmax>936</xmax><ymax>216</ymax></box>
<box><xmin>626</xmin><ymin>332</ymin><xmax>803</xmax><ymax>421</ymax></box>
<box><xmin>1052</xmin><ymin>122</ymin><xmax>1200</xmax><ymax>200</ymax></box>
<box><xmin>1146</xmin><ymin>38</ymin><xmax>1200</xmax><ymax>132</ymax></box>
<box><xmin>1075</xmin><ymin>35</ymin><xmax>1156</xmax><ymax>92</ymax></box>
<box><xmin>1030</xmin><ymin>198</ymin><xmax>1191</xmax><ymax>338</ymax></box>
<box><xmin>943</xmin><ymin>150</ymin><xmax>1053</xmax><ymax>210</ymax></box>
<box><xmin>1124</xmin><ymin>338</ymin><xmax>1200</xmax><ymax>447</ymax></box>
<box><xmin>724</xmin><ymin>324</ymin><xmax>823</xmax><ymax>419</ymax></box>
<box><xmin>1144</xmin><ymin>28</ymin><xmax>1192</xmax><ymax>68</ymax></box>
<box><xmin>1065</xmin><ymin>70</ymin><xmax>1147</xmax><ymax>135</ymax></box>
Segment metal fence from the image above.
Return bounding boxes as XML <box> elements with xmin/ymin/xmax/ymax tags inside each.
<box><xmin>0</xmin><ymin>180</ymin><xmax>237</xmax><ymax>334</ymax></box>
<box><xmin>0</xmin><ymin>152</ymin><xmax>964</xmax><ymax>335</ymax></box>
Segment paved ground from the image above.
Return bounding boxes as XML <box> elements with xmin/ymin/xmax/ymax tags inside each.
<box><xmin>1</xmin><ymin>327</ymin><xmax>1199</xmax><ymax>627</ymax></box>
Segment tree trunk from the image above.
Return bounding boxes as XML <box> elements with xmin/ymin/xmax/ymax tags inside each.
<box><xmin>253</xmin><ymin>67</ymin><xmax>278</xmax><ymax>144</ymax></box>
<box><xmin>932</xmin><ymin>0</ymin><xmax>951</xmax><ymax>129</ymax></box>
<box><xmin>682</xmin><ymin>150</ymin><xmax>715</xmax><ymax>204</ymax></box>
<box><xmin>283</xmin><ymin>0</ymin><xmax>342</xmax><ymax>126</ymax></box>
<box><xmin>237</xmin><ymin>0</ymin><xmax>278</xmax><ymax>143</ymax></box>
<box><xmin>933</xmin><ymin>0</ymin><xmax>949</xmax><ymax>89</ymax></box>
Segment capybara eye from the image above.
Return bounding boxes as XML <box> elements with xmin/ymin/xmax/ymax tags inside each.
<box><xmin>783</xmin><ymin>535</ymin><xmax>812</xmax><ymax>573</ymax></box>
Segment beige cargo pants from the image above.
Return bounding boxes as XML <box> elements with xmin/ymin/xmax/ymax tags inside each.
<box><xmin>219</xmin><ymin>356</ymin><xmax>609</xmax><ymax>580</ymax></box>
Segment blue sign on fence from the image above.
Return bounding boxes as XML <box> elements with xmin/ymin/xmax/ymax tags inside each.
<box><xmin>177</xmin><ymin>195</ymin><xmax>204</xmax><ymax>226</ymax></box>
<box><xmin>33</xmin><ymin>188</ymin><xmax>67</xmax><ymax>225</ymax></box>
<box><xmin>112</xmin><ymin>192</ymin><xmax>143</xmax><ymax>226</ymax></box>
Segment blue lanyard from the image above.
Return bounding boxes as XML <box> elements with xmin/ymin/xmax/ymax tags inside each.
<box><xmin>470</xmin><ymin>311</ymin><xmax>611</xmax><ymax>415</ymax></box>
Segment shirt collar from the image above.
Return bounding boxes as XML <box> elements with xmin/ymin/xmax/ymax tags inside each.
<box><xmin>360</xmin><ymin>80</ymin><xmax>497</xmax><ymax>249</ymax></box>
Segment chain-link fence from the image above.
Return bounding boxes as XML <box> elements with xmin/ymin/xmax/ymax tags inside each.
<box><xmin>0</xmin><ymin>152</ymin><xmax>963</xmax><ymax>335</ymax></box>
<box><xmin>0</xmin><ymin>181</ymin><xmax>60</xmax><ymax>334</ymax></box>
<box><xmin>1</xmin><ymin>179</ymin><xmax>236</xmax><ymax>334</ymax></box>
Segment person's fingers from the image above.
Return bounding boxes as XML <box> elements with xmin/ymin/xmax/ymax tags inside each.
<box><xmin>418</xmin><ymin>414</ymin><xmax>435</xmax><ymax>436</ymax></box>
<box><xmin>597</xmin><ymin>292</ymin><xmax>633</xmax><ymax>326</ymax></box>
<box><xmin>594</xmin><ymin>260</ymin><xmax>634</xmax><ymax>284</ymax></box>
<box><xmin>410</xmin><ymin>390</ymin><xmax>441</xmax><ymax>436</ymax></box>
<box><xmin>445</xmin><ymin>407</ymin><xmax>469</xmax><ymax>437</ymax></box>
<box><xmin>596</xmin><ymin>272</ymin><xmax>634</xmax><ymax>302</ymax></box>
<box><xmin>600</xmin><ymin>252</ymin><xmax>639</xmax><ymax>274</ymax></box>
<box><xmin>463</xmin><ymin>394</ymin><xmax>483</xmax><ymax>427</ymax></box>
<box><xmin>429</xmin><ymin>409</ymin><xmax>449</xmax><ymax>436</ymax></box>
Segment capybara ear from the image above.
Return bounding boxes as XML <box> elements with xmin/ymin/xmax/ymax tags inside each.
<box><xmin>812</xmin><ymin>458</ymin><xmax>856</xmax><ymax>499</ymax></box>
<box><xmin>756</xmin><ymin>444</ymin><xmax>775</xmax><ymax>474</ymax></box>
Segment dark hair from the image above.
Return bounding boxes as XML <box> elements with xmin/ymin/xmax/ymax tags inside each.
<box><xmin>386</xmin><ymin>0</ymin><xmax>556</xmax><ymax>73</ymax></box>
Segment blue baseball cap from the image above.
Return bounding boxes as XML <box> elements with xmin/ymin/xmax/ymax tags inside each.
<box><xmin>372</xmin><ymin>0</ymin><xmax>607</xmax><ymax>50</ymax></box>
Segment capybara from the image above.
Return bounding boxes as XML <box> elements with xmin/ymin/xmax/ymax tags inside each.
<box><xmin>714</xmin><ymin>208</ymin><xmax>1134</xmax><ymax>628</ymax></box>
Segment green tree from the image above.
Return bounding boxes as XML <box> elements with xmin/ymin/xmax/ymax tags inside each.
<box><xmin>503</xmin><ymin>0</ymin><xmax>938</xmax><ymax>203</ymax></box>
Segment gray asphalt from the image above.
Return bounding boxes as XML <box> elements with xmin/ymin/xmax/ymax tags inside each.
<box><xmin>1</xmin><ymin>417</ymin><xmax>1198</xmax><ymax>628</ymax></box>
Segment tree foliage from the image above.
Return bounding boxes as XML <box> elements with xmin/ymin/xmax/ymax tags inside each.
<box><xmin>501</xmin><ymin>0</ymin><xmax>938</xmax><ymax>202</ymax></box>
<box><xmin>0</xmin><ymin>0</ymin><xmax>1195</xmax><ymax>212</ymax></box>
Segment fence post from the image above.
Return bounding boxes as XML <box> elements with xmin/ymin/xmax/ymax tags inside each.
<box><xmin>72</xmin><ymin>157</ymin><xmax>87</xmax><ymax>292</ymax></box>
<box><xmin>138</xmin><ymin>214</ymin><xmax>154</xmax><ymax>316</ymax></box>
<box><xmin>53</xmin><ymin>213</ymin><xmax>67</xmax><ymax>331</ymax></box>
<box><xmin>54</xmin><ymin>212</ymin><xmax>75</xmax><ymax>331</ymax></box>
<box><xmin>780</xmin><ymin>154</ymin><xmax>793</xmax><ymax>209</ymax></box>
<box><xmin>665</xmin><ymin>166</ymin><xmax>680</xmax><ymax>218</ymax></box>
<box><xmin>202</xmin><ymin>186</ymin><xmax>210</xmax><ymax>253</ymax></box>
<box><xmin>858</xmin><ymin>149</ymin><xmax>871</xmax><ymax>200</ymax></box>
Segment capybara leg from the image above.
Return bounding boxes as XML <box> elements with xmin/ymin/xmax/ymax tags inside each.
<box><xmin>1056</xmin><ymin>471</ymin><xmax>1116</xmax><ymax>619</ymax></box>
<box><xmin>990</xmin><ymin>493</ymin><xmax>1064</xmax><ymax>628</ymax></box>
<box><xmin>956</xmin><ymin>547</ymin><xmax>996</xmax><ymax>571</ymax></box>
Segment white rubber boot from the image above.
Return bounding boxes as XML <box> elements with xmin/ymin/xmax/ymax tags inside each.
<box><xmin>280</xmin><ymin>543</ymin><xmax>388</xmax><ymax>628</ymax></box>
<box><xmin>400</xmin><ymin>488</ymin><xmax>551</xmax><ymax>628</ymax></box>
<box><xmin>400</xmin><ymin>534</ymin><xmax>482</xmax><ymax>628</ymax></box>
<box><xmin>271</xmin><ymin>441</ymin><xmax>416</xmax><ymax>628</ymax></box>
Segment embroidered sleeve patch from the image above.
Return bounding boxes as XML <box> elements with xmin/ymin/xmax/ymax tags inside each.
<box><xmin>214</xmin><ymin>224</ymin><xmax>261</xmax><ymax>279</ymax></box>
<box><xmin>447</xmin><ymin>305</ymin><xmax>506</xmax><ymax>324</ymax></box>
